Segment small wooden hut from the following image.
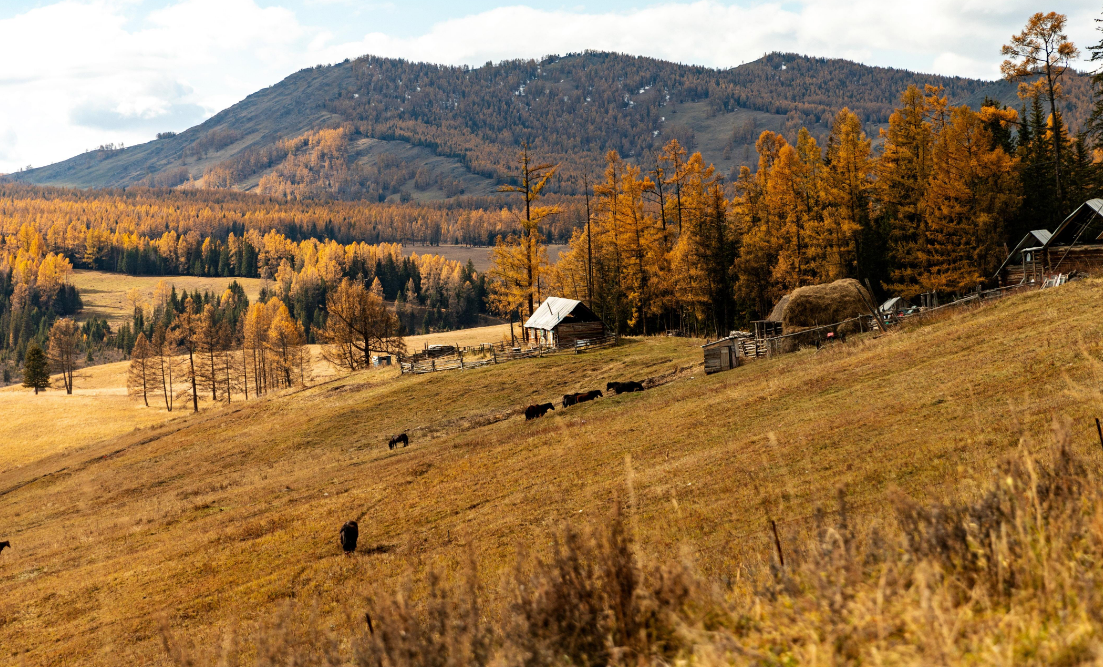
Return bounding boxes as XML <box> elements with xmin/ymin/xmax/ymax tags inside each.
<box><xmin>996</xmin><ymin>229</ymin><xmax>1052</xmax><ymax>285</ymax></box>
<box><xmin>523</xmin><ymin>297</ymin><xmax>606</xmax><ymax>348</ymax></box>
<box><xmin>703</xmin><ymin>337</ymin><xmax>741</xmax><ymax>374</ymax></box>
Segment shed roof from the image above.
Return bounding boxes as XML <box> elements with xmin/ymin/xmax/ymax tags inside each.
<box><xmin>523</xmin><ymin>297</ymin><xmax>600</xmax><ymax>330</ymax></box>
<box><xmin>879</xmin><ymin>296</ymin><xmax>911</xmax><ymax>313</ymax></box>
<box><xmin>994</xmin><ymin>229</ymin><xmax>1054</xmax><ymax>277</ymax></box>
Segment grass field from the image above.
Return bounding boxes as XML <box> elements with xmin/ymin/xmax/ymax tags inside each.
<box><xmin>404</xmin><ymin>244</ymin><xmax>568</xmax><ymax>273</ymax></box>
<box><xmin>70</xmin><ymin>270</ymin><xmax>268</xmax><ymax>326</ymax></box>
<box><xmin>1</xmin><ymin>280</ymin><xmax>1103</xmax><ymax>664</ymax></box>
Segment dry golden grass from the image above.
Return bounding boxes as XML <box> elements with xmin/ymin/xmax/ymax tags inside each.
<box><xmin>0</xmin><ymin>361</ymin><xmax>186</xmax><ymax>471</ymax></box>
<box><xmin>70</xmin><ymin>270</ymin><xmax>267</xmax><ymax>325</ymax></box>
<box><xmin>1</xmin><ymin>281</ymin><xmax>1103</xmax><ymax>664</ymax></box>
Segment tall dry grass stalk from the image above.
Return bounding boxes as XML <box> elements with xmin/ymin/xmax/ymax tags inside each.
<box><xmin>166</xmin><ymin>419</ymin><xmax>1103</xmax><ymax>666</ymax></box>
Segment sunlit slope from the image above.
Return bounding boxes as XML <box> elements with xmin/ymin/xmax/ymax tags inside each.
<box><xmin>2</xmin><ymin>280</ymin><xmax>1103</xmax><ymax>665</ymax></box>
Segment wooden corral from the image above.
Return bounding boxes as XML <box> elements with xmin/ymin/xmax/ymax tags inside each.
<box><xmin>523</xmin><ymin>297</ymin><xmax>607</xmax><ymax>348</ymax></box>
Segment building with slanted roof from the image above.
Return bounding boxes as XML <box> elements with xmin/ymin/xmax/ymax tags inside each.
<box><xmin>996</xmin><ymin>229</ymin><xmax>1053</xmax><ymax>285</ymax></box>
<box><xmin>997</xmin><ymin>200</ymin><xmax>1103</xmax><ymax>285</ymax></box>
<box><xmin>522</xmin><ymin>297</ymin><xmax>606</xmax><ymax>348</ymax></box>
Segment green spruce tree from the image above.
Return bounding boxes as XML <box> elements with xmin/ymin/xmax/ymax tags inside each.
<box><xmin>22</xmin><ymin>344</ymin><xmax>51</xmax><ymax>395</ymax></box>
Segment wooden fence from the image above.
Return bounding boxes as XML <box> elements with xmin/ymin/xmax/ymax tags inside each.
<box><xmin>400</xmin><ymin>334</ymin><xmax>618</xmax><ymax>375</ymax></box>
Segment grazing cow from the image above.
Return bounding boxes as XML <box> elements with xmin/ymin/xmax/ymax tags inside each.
<box><xmin>525</xmin><ymin>403</ymin><xmax>555</xmax><ymax>420</ymax></box>
<box><xmin>562</xmin><ymin>393</ymin><xmax>579</xmax><ymax>408</ymax></box>
<box><xmin>613</xmin><ymin>381</ymin><xmax>644</xmax><ymax>394</ymax></box>
<box><xmin>0</xmin><ymin>541</ymin><xmax>8</xmax><ymax>554</ymax></box>
<box><xmin>389</xmin><ymin>433</ymin><xmax>409</xmax><ymax>449</ymax></box>
<box><xmin>576</xmin><ymin>390</ymin><xmax>603</xmax><ymax>403</ymax></box>
<box><xmin>340</xmin><ymin>521</ymin><xmax>358</xmax><ymax>555</ymax></box>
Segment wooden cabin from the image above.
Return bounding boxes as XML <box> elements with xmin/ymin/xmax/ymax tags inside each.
<box><xmin>998</xmin><ymin>200</ymin><xmax>1103</xmax><ymax>285</ymax></box>
<box><xmin>523</xmin><ymin>297</ymin><xmax>606</xmax><ymax>348</ymax></box>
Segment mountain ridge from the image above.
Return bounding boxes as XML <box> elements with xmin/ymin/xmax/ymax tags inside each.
<box><xmin>11</xmin><ymin>51</ymin><xmax>1093</xmax><ymax>197</ymax></box>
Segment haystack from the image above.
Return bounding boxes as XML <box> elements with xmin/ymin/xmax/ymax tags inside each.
<box><xmin>770</xmin><ymin>279</ymin><xmax>875</xmax><ymax>349</ymax></box>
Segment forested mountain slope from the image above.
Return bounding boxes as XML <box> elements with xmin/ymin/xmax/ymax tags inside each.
<box><xmin>14</xmin><ymin>52</ymin><xmax>1090</xmax><ymax>197</ymax></box>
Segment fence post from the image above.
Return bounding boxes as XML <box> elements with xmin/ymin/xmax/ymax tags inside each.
<box><xmin>431</xmin><ymin>358</ymin><xmax>436</xmax><ymax>372</ymax></box>
<box><xmin>459</xmin><ymin>350</ymin><xmax>464</xmax><ymax>370</ymax></box>
<box><xmin>492</xmin><ymin>348</ymin><xmax>497</xmax><ymax>364</ymax></box>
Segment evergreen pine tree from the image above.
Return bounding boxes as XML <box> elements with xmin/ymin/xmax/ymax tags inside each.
<box><xmin>22</xmin><ymin>343</ymin><xmax>50</xmax><ymax>394</ymax></box>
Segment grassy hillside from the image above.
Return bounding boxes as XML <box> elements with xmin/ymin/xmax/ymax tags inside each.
<box><xmin>15</xmin><ymin>52</ymin><xmax>1090</xmax><ymax>195</ymax></box>
<box><xmin>2</xmin><ymin>280</ymin><xmax>1103</xmax><ymax>664</ymax></box>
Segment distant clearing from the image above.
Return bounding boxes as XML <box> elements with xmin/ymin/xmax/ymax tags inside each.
<box><xmin>70</xmin><ymin>270</ymin><xmax>267</xmax><ymax>325</ymax></box>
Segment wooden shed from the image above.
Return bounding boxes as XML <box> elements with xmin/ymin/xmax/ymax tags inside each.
<box><xmin>996</xmin><ymin>229</ymin><xmax>1052</xmax><ymax>285</ymax></box>
<box><xmin>703</xmin><ymin>336</ymin><xmax>742</xmax><ymax>374</ymax></box>
<box><xmin>523</xmin><ymin>297</ymin><xmax>606</xmax><ymax>348</ymax></box>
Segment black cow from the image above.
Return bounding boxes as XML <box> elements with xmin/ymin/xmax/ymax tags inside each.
<box><xmin>340</xmin><ymin>521</ymin><xmax>359</xmax><ymax>555</ymax></box>
<box><xmin>525</xmin><ymin>403</ymin><xmax>555</xmax><ymax>420</ymax></box>
<box><xmin>576</xmin><ymin>390</ymin><xmax>603</xmax><ymax>403</ymax></box>
<box><xmin>608</xmin><ymin>381</ymin><xmax>644</xmax><ymax>394</ymax></box>
<box><xmin>562</xmin><ymin>393</ymin><xmax>579</xmax><ymax>408</ymax></box>
<box><xmin>0</xmin><ymin>541</ymin><xmax>9</xmax><ymax>554</ymax></box>
<box><xmin>389</xmin><ymin>433</ymin><xmax>409</xmax><ymax>449</ymax></box>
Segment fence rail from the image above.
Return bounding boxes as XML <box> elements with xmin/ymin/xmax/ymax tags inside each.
<box><xmin>400</xmin><ymin>334</ymin><xmax>618</xmax><ymax>374</ymax></box>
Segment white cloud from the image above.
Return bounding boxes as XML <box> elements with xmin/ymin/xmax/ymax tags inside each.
<box><xmin>1</xmin><ymin>0</ymin><xmax>1099</xmax><ymax>174</ymax></box>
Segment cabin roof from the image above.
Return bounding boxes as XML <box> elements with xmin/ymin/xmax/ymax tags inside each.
<box><xmin>1043</xmin><ymin>199</ymin><xmax>1103</xmax><ymax>249</ymax></box>
<box><xmin>523</xmin><ymin>297</ymin><xmax>600</xmax><ymax>330</ymax></box>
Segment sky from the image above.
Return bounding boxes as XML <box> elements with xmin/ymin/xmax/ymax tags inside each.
<box><xmin>0</xmin><ymin>0</ymin><xmax>1099</xmax><ymax>174</ymax></box>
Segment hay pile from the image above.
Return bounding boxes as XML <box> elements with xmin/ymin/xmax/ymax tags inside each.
<box><xmin>773</xmin><ymin>278</ymin><xmax>875</xmax><ymax>343</ymax></box>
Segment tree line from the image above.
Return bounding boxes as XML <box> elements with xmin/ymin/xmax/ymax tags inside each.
<box><xmin>491</xmin><ymin>12</ymin><xmax>1099</xmax><ymax>337</ymax></box>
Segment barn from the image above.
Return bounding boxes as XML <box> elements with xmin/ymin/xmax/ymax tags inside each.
<box><xmin>997</xmin><ymin>200</ymin><xmax>1103</xmax><ymax>285</ymax></box>
<box><xmin>522</xmin><ymin>297</ymin><xmax>607</xmax><ymax>348</ymax></box>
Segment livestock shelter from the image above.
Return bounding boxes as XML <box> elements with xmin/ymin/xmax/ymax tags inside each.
<box><xmin>523</xmin><ymin>297</ymin><xmax>606</xmax><ymax>348</ymax></box>
<box><xmin>997</xmin><ymin>200</ymin><xmax>1103</xmax><ymax>285</ymax></box>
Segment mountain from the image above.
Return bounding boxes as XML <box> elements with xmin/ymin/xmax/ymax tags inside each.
<box><xmin>12</xmin><ymin>52</ymin><xmax>1093</xmax><ymax>197</ymax></box>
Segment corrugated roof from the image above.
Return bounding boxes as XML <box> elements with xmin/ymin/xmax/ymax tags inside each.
<box><xmin>523</xmin><ymin>297</ymin><xmax>583</xmax><ymax>330</ymax></box>
<box><xmin>1030</xmin><ymin>229</ymin><xmax>1053</xmax><ymax>245</ymax></box>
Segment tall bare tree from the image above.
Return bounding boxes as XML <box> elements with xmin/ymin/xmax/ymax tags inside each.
<box><xmin>47</xmin><ymin>317</ymin><xmax>80</xmax><ymax>395</ymax></box>
<box><xmin>175</xmin><ymin>298</ymin><xmax>201</xmax><ymax>413</ymax></box>
<box><xmin>1002</xmin><ymin>12</ymin><xmax>1079</xmax><ymax>201</ymax></box>
<box><xmin>490</xmin><ymin>144</ymin><xmax>560</xmax><ymax>329</ymax></box>
<box><xmin>152</xmin><ymin>322</ymin><xmax>175</xmax><ymax>412</ymax></box>
<box><xmin>127</xmin><ymin>332</ymin><xmax>154</xmax><ymax>407</ymax></box>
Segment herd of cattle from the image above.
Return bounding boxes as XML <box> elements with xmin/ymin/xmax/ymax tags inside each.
<box><xmin>386</xmin><ymin>381</ymin><xmax>646</xmax><ymax>449</ymax></box>
<box><xmin>525</xmin><ymin>380</ymin><xmax>645</xmax><ymax>420</ymax></box>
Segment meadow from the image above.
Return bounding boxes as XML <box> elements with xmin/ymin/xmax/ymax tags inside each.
<box><xmin>0</xmin><ymin>280</ymin><xmax>1102</xmax><ymax>664</ymax></box>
